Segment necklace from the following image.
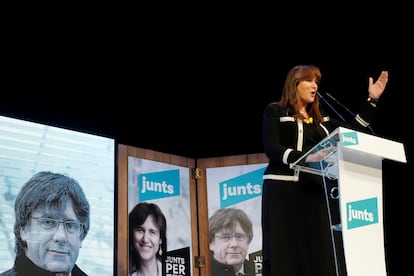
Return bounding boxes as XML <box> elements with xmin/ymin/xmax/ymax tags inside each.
<box><xmin>299</xmin><ymin>110</ymin><xmax>313</xmax><ymax>124</ymax></box>
<box><xmin>303</xmin><ymin>117</ymin><xmax>313</xmax><ymax>124</ymax></box>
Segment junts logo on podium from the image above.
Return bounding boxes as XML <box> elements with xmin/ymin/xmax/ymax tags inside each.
<box><xmin>340</xmin><ymin>131</ymin><xmax>359</xmax><ymax>147</ymax></box>
<box><xmin>346</xmin><ymin>197</ymin><xmax>378</xmax><ymax>230</ymax></box>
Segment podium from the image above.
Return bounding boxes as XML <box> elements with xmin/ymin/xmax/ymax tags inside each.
<box><xmin>290</xmin><ymin>127</ymin><xmax>407</xmax><ymax>276</ymax></box>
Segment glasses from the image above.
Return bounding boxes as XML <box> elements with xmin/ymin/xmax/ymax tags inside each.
<box><xmin>31</xmin><ymin>217</ymin><xmax>83</xmax><ymax>235</ymax></box>
<box><xmin>215</xmin><ymin>233</ymin><xmax>248</xmax><ymax>242</ymax></box>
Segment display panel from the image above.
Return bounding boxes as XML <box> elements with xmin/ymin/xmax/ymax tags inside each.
<box><xmin>206</xmin><ymin>163</ymin><xmax>267</xmax><ymax>276</ymax></box>
<box><xmin>0</xmin><ymin>115</ymin><xmax>115</xmax><ymax>275</ymax></box>
<box><xmin>128</xmin><ymin>156</ymin><xmax>193</xmax><ymax>276</ymax></box>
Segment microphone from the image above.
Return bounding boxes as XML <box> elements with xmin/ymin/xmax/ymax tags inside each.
<box><xmin>317</xmin><ymin>92</ymin><xmax>346</xmax><ymax>122</ymax></box>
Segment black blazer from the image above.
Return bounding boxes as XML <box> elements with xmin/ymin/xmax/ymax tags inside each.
<box><xmin>0</xmin><ymin>253</ymin><xmax>88</xmax><ymax>276</ymax></box>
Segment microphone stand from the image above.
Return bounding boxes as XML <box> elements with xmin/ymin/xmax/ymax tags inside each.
<box><xmin>317</xmin><ymin>92</ymin><xmax>347</xmax><ymax>122</ymax></box>
<box><xmin>325</xmin><ymin>92</ymin><xmax>375</xmax><ymax>135</ymax></box>
<box><xmin>325</xmin><ymin>93</ymin><xmax>356</xmax><ymax>118</ymax></box>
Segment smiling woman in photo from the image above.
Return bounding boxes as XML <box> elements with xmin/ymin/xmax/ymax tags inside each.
<box><xmin>129</xmin><ymin>202</ymin><xmax>167</xmax><ymax>276</ymax></box>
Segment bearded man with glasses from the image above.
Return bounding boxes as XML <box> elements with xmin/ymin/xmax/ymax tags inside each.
<box><xmin>0</xmin><ymin>171</ymin><xmax>90</xmax><ymax>276</ymax></box>
<box><xmin>209</xmin><ymin>208</ymin><xmax>254</xmax><ymax>276</ymax></box>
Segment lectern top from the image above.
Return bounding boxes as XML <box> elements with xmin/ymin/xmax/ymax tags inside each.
<box><xmin>290</xmin><ymin>127</ymin><xmax>407</xmax><ymax>177</ymax></box>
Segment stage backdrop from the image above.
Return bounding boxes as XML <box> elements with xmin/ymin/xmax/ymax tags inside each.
<box><xmin>0</xmin><ymin>115</ymin><xmax>115</xmax><ymax>275</ymax></box>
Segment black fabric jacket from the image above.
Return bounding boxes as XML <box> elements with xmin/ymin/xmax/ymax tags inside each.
<box><xmin>0</xmin><ymin>254</ymin><xmax>88</xmax><ymax>276</ymax></box>
<box><xmin>262</xmin><ymin>100</ymin><xmax>377</xmax><ymax>176</ymax></box>
<box><xmin>210</xmin><ymin>253</ymin><xmax>252</xmax><ymax>276</ymax></box>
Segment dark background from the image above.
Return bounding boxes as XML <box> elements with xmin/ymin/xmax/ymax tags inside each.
<box><xmin>2</xmin><ymin>12</ymin><xmax>411</xmax><ymax>275</ymax></box>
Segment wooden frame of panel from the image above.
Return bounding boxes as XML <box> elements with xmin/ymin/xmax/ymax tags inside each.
<box><xmin>117</xmin><ymin>144</ymin><xmax>197</xmax><ymax>275</ymax></box>
<box><xmin>196</xmin><ymin>153</ymin><xmax>268</xmax><ymax>276</ymax></box>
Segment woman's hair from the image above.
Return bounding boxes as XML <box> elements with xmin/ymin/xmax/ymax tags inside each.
<box><xmin>14</xmin><ymin>171</ymin><xmax>90</xmax><ymax>255</ymax></box>
<box><xmin>277</xmin><ymin>64</ymin><xmax>324</xmax><ymax>123</ymax></box>
<box><xmin>128</xmin><ymin>202</ymin><xmax>167</xmax><ymax>273</ymax></box>
<box><xmin>208</xmin><ymin>207</ymin><xmax>253</xmax><ymax>244</ymax></box>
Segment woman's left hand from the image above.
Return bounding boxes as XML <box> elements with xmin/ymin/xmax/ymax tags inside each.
<box><xmin>368</xmin><ymin>70</ymin><xmax>388</xmax><ymax>99</ymax></box>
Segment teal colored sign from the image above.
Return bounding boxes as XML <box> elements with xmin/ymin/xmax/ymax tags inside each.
<box><xmin>346</xmin><ymin>197</ymin><xmax>378</xmax><ymax>230</ymax></box>
<box><xmin>340</xmin><ymin>131</ymin><xmax>359</xmax><ymax>147</ymax></box>
<box><xmin>138</xmin><ymin>169</ymin><xmax>180</xmax><ymax>200</ymax></box>
<box><xmin>219</xmin><ymin>167</ymin><xmax>266</xmax><ymax>208</ymax></box>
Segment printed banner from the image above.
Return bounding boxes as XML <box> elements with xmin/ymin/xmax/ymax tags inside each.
<box><xmin>128</xmin><ymin>157</ymin><xmax>193</xmax><ymax>276</ymax></box>
<box><xmin>206</xmin><ymin>163</ymin><xmax>267</xmax><ymax>276</ymax></box>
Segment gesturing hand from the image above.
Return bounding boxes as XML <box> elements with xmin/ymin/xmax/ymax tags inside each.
<box><xmin>368</xmin><ymin>70</ymin><xmax>388</xmax><ymax>99</ymax></box>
